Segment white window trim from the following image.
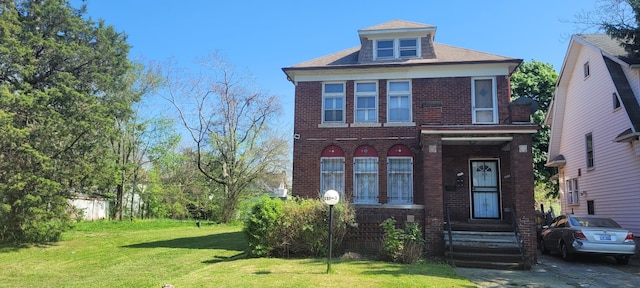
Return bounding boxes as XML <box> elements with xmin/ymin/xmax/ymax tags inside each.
<box><xmin>566</xmin><ymin>178</ymin><xmax>579</xmax><ymax>205</ymax></box>
<box><xmin>322</xmin><ymin>82</ymin><xmax>346</xmax><ymax>124</ymax></box>
<box><xmin>386</xmin><ymin>80</ymin><xmax>412</xmax><ymax>123</ymax></box>
<box><xmin>387</xmin><ymin>156</ymin><xmax>413</xmax><ymax>204</ymax></box>
<box><xmin>471</xmin><ymin>77</ymin><xmax>498</xmax><ymax>124</ymax></box>
<box><xmin>399</xmin><ymin>38</ymin><xmax>419</xmax><ymax>58</ymax></box>
<box><xmin>354</xmin><ymin>81</ymin><xmax>378</xmax><ymax>123</ymax></box>
<box><xmin>585</xmin><ymin>133</ymin><xmax>595</xmax><ymax>169</ymax></box>
<box><xmin>583</xmin><ymin>62</ymin><xmax>590</xmax><ymax>78</ymax></box>
<box><xmin>353</xmin><ymin>157</ymin><xmax>379</xmax><ymax>204</ymax></box>
<box><xmin>374</xmin><ymin>38</ymin><xmax>420</xmax><ymax>60</ymax></box>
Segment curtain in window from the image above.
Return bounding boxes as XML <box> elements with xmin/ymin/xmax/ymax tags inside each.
<box><xmin>387</xmin><ymin>158</ymin><xmax>412</xmax><ymax>204</ymax></box>
<box><xmin>354</xmin><ymin>158</ymin><xmax>378</xmax><ymax>203</ymax></box>
<box><xmin>321</xmin><ymin>158</ymin><xmax>344</xmax><ymax>197</ymax></box>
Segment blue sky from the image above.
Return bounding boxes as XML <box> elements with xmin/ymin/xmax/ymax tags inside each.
<box><xmin>77</xmin><ymin>0</ymin><xmax>601</xmax><ymax>139</ymax></box>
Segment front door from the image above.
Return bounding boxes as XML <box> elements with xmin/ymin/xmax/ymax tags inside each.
<box><xmin>471</xmin><ymin>160</ymin><xmax>500</xmax><ymax>219</ymax></box>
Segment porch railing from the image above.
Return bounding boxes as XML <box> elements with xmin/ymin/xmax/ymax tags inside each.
<box><xmin>510</xmin><ymin>203</ymin><xmax>526</xmax><ymax>265</ymax></box>
<box><xmin>445</xmin><ymin>204</ymin><xmax>454</xmax><ymax>266</ymax></box>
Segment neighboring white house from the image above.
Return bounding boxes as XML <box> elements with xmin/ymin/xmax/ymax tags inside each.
<box><xmin>546</xmin><ymin>34</ymin><xmax>640</xmax><ymax>235</ymax></box>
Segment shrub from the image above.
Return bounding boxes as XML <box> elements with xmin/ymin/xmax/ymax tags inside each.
<box><xmin>244</xmin><ymin>195</ymin><xmax>284</xmax><ymax>257</ymax></box>
<box><xmin>380</xmin><ymin>218</ymin><xmax>425</xmax><ymax>264</ymax></box>
<box><xmin>244</xmin><ymin>196</ymin><xmax>355</xmax><ymax>258</ymax></box>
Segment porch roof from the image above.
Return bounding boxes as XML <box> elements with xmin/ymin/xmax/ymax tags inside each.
<box><xmin>421</xmin><ymin>124</ymin><xmax>538</xmax><ymax>145</ymax></box>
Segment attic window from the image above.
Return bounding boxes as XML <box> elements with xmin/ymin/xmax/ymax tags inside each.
<box><xmin>399</xmin><ymin>39</ymin><xmax>418</xmax><ymax>57</ymax></box>
<box><xmin>613</xmin><ymin>92</ymin><xmax>621</xmax><ymax>110</ymax></box>
<box><xmin>376</xmin><ymin>40</ymin><xmax>394</xmax><ymax>58</ymax></box>
<box><xmin>583</xmin><ymin>62</ymin><xmax>590</xmax><ymax>78</ymax></box>
<box><xmin>374</xmin><ymin>38</ymin><xmax>419</xmax><ymax>60</ymax></box>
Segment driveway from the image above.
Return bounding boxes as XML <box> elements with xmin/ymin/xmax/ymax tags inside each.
<box><xmin>454</xmin><ymin>253</ymin><xmax>640</xmax><ymax>287</ymax></box>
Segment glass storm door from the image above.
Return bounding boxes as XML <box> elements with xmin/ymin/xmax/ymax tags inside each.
<box><xmin>471</xmin><ymin>160</ymin><xmax>500</xmax><ymax>219</ymax></box>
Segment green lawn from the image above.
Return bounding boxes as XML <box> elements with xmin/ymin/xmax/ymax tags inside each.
<box><xmin>0</xmin><ymin>220</ymin><xmax>475</xmax><ymax>287</ymax></box>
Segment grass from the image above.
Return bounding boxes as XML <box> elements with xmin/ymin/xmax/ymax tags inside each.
<box><xmin>0</xmin><ymin>219</ymin><xmax>475</xmax><ymax>287</ymax></box>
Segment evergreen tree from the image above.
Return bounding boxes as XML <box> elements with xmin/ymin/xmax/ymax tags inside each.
<box><xmin>0</xmin><ymin>0</ymin><xmax>131</xmax><ymax>243</ymax></box>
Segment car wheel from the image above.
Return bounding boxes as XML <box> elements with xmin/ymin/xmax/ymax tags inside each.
<box><xmin>615</xmin><ymin>255</ymin><xmax>630</xmax><ymax>265</ymax></box>
<box><xmin>560</xmin><ymin>242</ymin><xmax>573</xmax><ymax>261</ymax></box>
<box><xmin>540</xmin><ymin>240</ymin><xmax>550</xmax><ymax>254</ymax></box>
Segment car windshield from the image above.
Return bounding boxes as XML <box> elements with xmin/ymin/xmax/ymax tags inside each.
<box><xmin>570</xmin><ymin>217</ymin><xmax>621</xmax><ymax>228</ymax></box>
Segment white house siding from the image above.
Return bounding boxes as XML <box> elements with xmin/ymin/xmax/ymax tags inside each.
<box><xmin>557</xmin><ymin>44</ymin><xmax>640</xmax><ymax>235</ymax></box>
<box><xmin>69</xmin><ymin>198</ymin><xmax>109</xmax><ymax>221</ymax></box>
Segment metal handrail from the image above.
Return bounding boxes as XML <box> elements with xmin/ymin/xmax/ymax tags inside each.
<box><xmin>510</xmin><ymin>203</ymin><xmax>526</xmax><ymax>266</ymax></box>
<box><xmin>445</xmin><ymin>204</ymin><xmax>454</xmax><ymax>266</ymax></box>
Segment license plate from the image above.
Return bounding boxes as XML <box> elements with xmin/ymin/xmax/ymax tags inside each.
<box><xmin>599</xmin><ymin>235</ymin><xmax>612</xmax><ymax>241</ymax></box>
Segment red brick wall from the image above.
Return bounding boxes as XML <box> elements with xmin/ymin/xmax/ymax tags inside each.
<box><xmin>292</xmin><ymin>76</ymin><xmax>536</xmax><ymax>262</ymax></box>
<box><xmin>343</xmin><ymin>207</ymin><xmax>425</xmax><ymax>254</ymax></box>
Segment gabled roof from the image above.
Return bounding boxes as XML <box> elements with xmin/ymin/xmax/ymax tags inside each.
<box><xmin>578</xmin><ymin>34</ymin><xmax>640</xmax><ymax>65</ymax></box>
<box><xmin>547</xmin><ymin>34</ymin><xmax>640</xmax><ymax>164</ymax></box>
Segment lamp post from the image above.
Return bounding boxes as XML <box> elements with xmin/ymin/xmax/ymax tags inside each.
<box><xmin>323</xmin><ymin>189</ymin><xmax>339</xmax><ymax>274</ymax></box>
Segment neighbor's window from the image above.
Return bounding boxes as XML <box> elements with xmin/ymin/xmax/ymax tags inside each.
<box><xmin>585</xmin><ymin>133</ymin><xmax>594</xmax><ymax>168</ymax></box>
<box><xmin>320</xmin><ymin>157</ymin><xmax>344</xmax><ymax>198</ymax></box>
<box><xmin>353</xmin><ymin>157</ymin><xmax>378</xmax><ymax>204</ymax></box>
<box><xmin>387</xmin><ymin>157</ymin><xmax>413</xmax><ymax>204</ymax></box>
<box><xmin>387</xmin><ymin>80</ymin><xmax>411</xmax><ymax>122</ymax></box>
<box><xmin>323</xmin><ymin>82</ymin><xmax>345</xmax><ymax>123</ymax></box>
<box><xmin>613</xmin><ymin>93</ymin><xmax>621</xmax><ymax>110</ymax></box>
<box><xmin>472</xmin><ymin>77</ymin><xmax>497</xmax><ymax>124</ymax></box>
<box><xmin>355</xmin><ymin>82</ymin><xmax>378</xmax><ymax>122</ymax></box>
<box><xmin>566</xmin><ymin>178</ymin><xmax>579</xmax><ymax>205</ymax></box>
<box><xmin>584</xmin><ymin>62</ymin><xmax>590</xmax><ymax>78</ymax></box>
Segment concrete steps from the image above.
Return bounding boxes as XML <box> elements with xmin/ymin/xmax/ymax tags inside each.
<box><xmin>444</xmin><ymin>223</ymin><xmax>527</xmax><ymax>270</ymax></box>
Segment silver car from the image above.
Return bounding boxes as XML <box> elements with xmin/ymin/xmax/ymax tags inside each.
<box><xmin>540</xmin><ymin>214</ymin><xmax>636</xmax><ymax>264</ymax></box>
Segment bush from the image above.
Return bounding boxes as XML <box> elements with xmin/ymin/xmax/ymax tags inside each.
<box><xmin>244</xmin><ymin>195</ymin><xmax>284</xmax><ymax>257</ymax></box>
<box><xmin>244</xmin><ymin>196</ymin><xmax>355</xmax><ymax>258</ymax></box>
<box><xmin>380</xmin><ymin>218</ymin><xmax>425</xmax><ymax>264</ymax></box>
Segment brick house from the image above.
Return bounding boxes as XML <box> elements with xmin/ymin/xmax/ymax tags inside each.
<box><xmin>282</xmin><ymin>20</ymin><xmax>538</xmax><ymax>267</ymax></box>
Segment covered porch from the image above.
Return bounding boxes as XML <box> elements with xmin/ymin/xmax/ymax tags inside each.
<box><xmin>421</xmin><ymin>125</ymin><xmax>538</xmax><ymax>268</ymax></box>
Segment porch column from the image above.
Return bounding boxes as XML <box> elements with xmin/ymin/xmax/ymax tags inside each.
<box><xmin>510</xmin><ymin>134</ymin><xmax>537</xmax><ymax>265</ymax></box>
<box><xmin>422</xmin><ymin>134</ymin><xmax>444</xmax><ymax>256</ymax></box>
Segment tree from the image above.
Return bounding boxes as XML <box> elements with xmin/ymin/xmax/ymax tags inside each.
<box><xmin>510</xmin><ymin>60</ymin><xmax>559</xmax><ymax>198</ymax></box>
<box><xmin>107</xmin><ymin>62</ymin><xmax>162</xmax><ymax>221</ymax></box>
<box><xmin>164</xmin><ymin>53</ymin><xmax>288</xmax><ymax>223</ymax></box>
<box><xmin>573</xmin><ymin>0</ymin><xmax>640</xmax><ymax>55</ymax></box>
<box><xmin>0</xmin><ymin>0</ymin><xmax>131</xmax><ymax>243</ymax></box>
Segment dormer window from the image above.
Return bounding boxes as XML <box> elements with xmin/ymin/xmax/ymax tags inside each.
<box><xmin>374</xmin><ymin>38</ymin><xmax>420</xmax><ymax>60</ymax></box>
<box><xmin>376</xmin><ymin>40</ymin><xmax>394</xmax><ymax>58</ymax></box>
<box><xmin>399</xmin><ymin>39</ymin><xmax>418</xmax><ymax>57</ymax></box>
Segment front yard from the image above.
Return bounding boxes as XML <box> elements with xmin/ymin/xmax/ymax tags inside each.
<box><xmin>0</xmin><ymin>220</ymin><xmax>473</xmax><ymax>287</ymax></box>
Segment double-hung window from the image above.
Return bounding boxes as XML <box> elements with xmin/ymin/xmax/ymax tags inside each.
<box><xmin>585</xmin><ymin>133</ymin><xmax>594</xmax><ymax>168</ymax></box>
<box><xmin>387</xmin><ymin>157</ymin><xmax>413</xmax><ymax>204</ymax></box>
<box><xmin>566</xmin><ymin>178</ymin><xmax>579</xmax><ymax>205</ymax></box>
<box><xmin>399</xmin><ymin>38</ymin><xmax>418</xmax><ymax>57</ymax></box>
<box><xmin>387</xmin><ymin>80</ymin><xmax>411</xmax><ymax>122</ymax></box>
<box><xmin>375</xmin><ymin>38</ymin><xmax>419</xmax><ymax>59</ymax></box>
<box><xmin>323</xmin><ymin>82</ymin><xmax>345</xmax><ymax>124</ymax></box>
<box><xmin>353</xmin><ymin>157</ymin><xmax>378</xmax><ymax>204</ymax></box>
<box><xmin>376</xmin><ymin>40</ymin><xmax>394</xmax><ymax>59</ymax></box>
<box><xmin>472</xmin><ymin>77</ymin><xmax>497</xmax><ymax>124</ymax></box>
<box><xmin>355</xmin><ymin>82</ymin><xmax>378</xmax><ymax>123</ymax></box>
<box><xmin>320</xmin><ymin>158</ymin><xmax>345</xmax><ymax>198</ymax></box>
